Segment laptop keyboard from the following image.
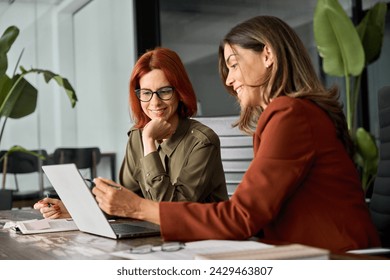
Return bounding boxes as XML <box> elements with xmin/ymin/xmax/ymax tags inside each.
<box><xmin>111</xmin><ymin>223</ymin><xmax>158</xmax><ymax>234</ymax></box>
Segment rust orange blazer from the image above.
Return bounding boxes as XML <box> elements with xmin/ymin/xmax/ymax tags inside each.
<box><xmin>160</xmin><ymin>96</ymin><xmax>380</xmax><ymax>253</ymax></box>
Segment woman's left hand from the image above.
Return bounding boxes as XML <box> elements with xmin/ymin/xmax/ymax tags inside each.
<box><xmin>33</xmin><ymin>198</ymin><xmax>71</xmax><ymax>219</ymax></box>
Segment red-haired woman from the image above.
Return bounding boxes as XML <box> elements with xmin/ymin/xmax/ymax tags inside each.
<box><xmin>122</xmin><ymin>47</ymin><xmax>228</xmax><ymax>203</ymax></box>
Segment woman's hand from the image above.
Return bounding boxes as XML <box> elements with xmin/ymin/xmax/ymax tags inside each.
<box><xmin>142</xmin><ymin>118</ymin><xmax>175</xmax><ymax>156</ymax></box>
<box><xmin>143</xmin><ymin>118</ymin><xmax>174</xmax><ymax>142</ymax></box>
<box><xmin>33</xmin><ymin>198</ymin><xmax>71</xmax><ymax>219</ymax></box>
<box><xmin>92</xmin><ymin>177</ymin><xmax>160</xmax><ymax>224</ymax></box>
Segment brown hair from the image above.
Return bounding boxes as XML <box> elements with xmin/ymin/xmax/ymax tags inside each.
<box><xmin>129</xmin><ymin>47</ymin><xmax>197</xmax><ymax>128</ymax></box>
<box><xmin>218</xmin><ymin>16</ymin><xmax>354</xmax><ymax>158</ymax></box>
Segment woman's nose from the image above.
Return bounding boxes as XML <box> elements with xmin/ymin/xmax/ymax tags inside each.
<box><xmin>149</xmin><ymin>93</ymin><xmax>162</xmax><ymax>104</ymax></box>
<box><xmin>225</xmin><ymin>72</ymin><xmax>234</xmax><ymax>87</ymax></box>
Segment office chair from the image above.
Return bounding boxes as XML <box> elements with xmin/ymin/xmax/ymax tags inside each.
<box><xmin>0</xmin><ymin>189</ymin><xmax>12</xmax><ymax>210</ymax></box>
<box><xmin>0</xmin><ymin>149</ymin><xmax>49</xmax><ymax>208</ymax></box>
<box><xmin>348</xmin><ymin>87</ymin><xmax>390</xmax><ymax>257</ymax></box>
<box><xmin>52</xmin><ymin>147</ymin><xmax>101</xmax><ymax>179</ymax></box>
<box><xmin>369</xmin><ymin>86</ymin><xmax>390</xmax><ymax>248</ymax></box>
<box><xmin>194</xmin><ymin>116</ymin><xmax>253</xmax><ymax>196</ymax></box>
<box><xmin>45</xmin><ymin>147</ymin><xmax>101</xmax><ymax>198</ymax></box>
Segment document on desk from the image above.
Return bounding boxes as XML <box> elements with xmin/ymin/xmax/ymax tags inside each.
<box><xmin>111</xmin><ymin>239</ymin><xmax>273</xmax><ymax>260</ymax></box>
<box><xmin>3</xmin><ymin>218</ymin><xmax>78</xmax><ymax>234</ymax></box>
<box><xmin>195</xmin><ymin>243</ymin><xmax>330</xmax><ymax>260</ymax></box>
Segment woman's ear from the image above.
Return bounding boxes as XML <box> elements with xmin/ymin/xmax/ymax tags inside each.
<box><xmin>264</xmin><ymin>45</ymin><xmax>274</xmax><ymax>68</ymax></box>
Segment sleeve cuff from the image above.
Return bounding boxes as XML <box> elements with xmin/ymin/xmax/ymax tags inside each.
<box><xmin>140</xmin><ymin>151</ymin><xmax>166</xmax><ymax>184</ymax></box>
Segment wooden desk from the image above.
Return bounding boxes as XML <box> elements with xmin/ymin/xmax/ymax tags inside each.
<box><xmin>1</xmin><ymin>210</ymin><xmax>388</xmax><ymax>260</ymax></box>
<box><xmin>0</xmin><ymin>209</ymin><xmax>163</xmax><ymax>260</ymax></box>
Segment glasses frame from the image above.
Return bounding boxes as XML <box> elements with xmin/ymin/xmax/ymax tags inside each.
<box><xmin>129</xmin><ymin>242</ymin><xmax>185</xmax><ymax>254</ymax></box>
<box><xmin>135</xmin><ymin>86</ymin><xmax>175</xmax><ymax>102</ymax></box>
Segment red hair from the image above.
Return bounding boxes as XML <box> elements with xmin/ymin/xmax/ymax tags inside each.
<box><xmin>129</xmin><ymin>47</ymin><xmax>197</xmax><ymax>128</ymax></box>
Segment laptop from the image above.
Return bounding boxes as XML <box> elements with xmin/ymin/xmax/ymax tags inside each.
<box><xmin>42</xmin><ymin>163</ymin><xmax>160</xmax><ymax>239</ymax></box>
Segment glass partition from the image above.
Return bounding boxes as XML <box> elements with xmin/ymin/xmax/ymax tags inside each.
<box><xmin>0</xmin><ymin>0</ymin><xmax>136</xmax><ymax>188</ymax></box>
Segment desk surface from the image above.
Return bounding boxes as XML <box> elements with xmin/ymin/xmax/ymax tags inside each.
<box><xmin>0</xmin><ymin>209</ymin><xmax>163</xmax><ymax>260</ymax></box>
<box><xmin>1</xmin><ymin>209</ymin><xmax>388</xmax><ymax>260</ymax></box>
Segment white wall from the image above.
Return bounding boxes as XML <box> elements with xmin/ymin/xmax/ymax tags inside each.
<box><xmin>0</xmin><ymin>0</ymin><xmax>136</xmax><ymax>186</ymax></box>
<box><xmin>73</xmin><ymin>0</ymin><xmax>134</xmax><ymax>156</ymax></box>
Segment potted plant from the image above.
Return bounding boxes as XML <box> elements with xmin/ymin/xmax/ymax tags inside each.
<box><xmin>0</xmin><ymin>25</ymin><xmax>78</xmax><ymax>152</ymax></box>
<box><xmin>313</xmin><ymin>0</ymin><xmax>387</xmax><ymax>193</ymax></box>
<box><xmin>0</xmin><ymin>25</ymin><xmax>78</xmax><ymax>200</ymax></box>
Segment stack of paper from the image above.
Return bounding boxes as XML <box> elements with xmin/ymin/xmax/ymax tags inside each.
<box><xmin>194</xmin><ymin>243</ymin><xmax>329</xmax><ymax>260</ymax></box>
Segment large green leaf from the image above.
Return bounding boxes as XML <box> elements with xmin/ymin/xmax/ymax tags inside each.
<box><xmin>0</xmin><ymin>74</ymin><xmax>37</xmax><ymax>119</ymax></box>
<box><xmin>356</xmin><ymin>127</ymin><xmax>378</xmax><ymax>161</ymax></box>
<box><xmin>313</xmin><ymin>0</ymin><xmax>364</xmax><ymax>77</ymax></box>
<box><xmin>20</xmin><ymin>67</ymin><xmax>77</xmax><ymax>108</ymax></box>
<box><xmin>355</xmin><ymin>127</ymin><xmax>378</xmax><ymax>192</ymax></box>
<box><xmin>356</xmin><ymin>2</ymin><xmax>387</xmax><ymax>65</ymax></box>
<box><xmin>0</xmin><ymin>26</ymin><xmax>19</xmax><ymax>77</ymax></box>
<box><xmin>0</xmin><ymin>67</ymin><xmax>76</xmax><ymax>120</ymax></box>
<box><xmin>0</xmin><ymin>145</ymin><xmax>45</xmax><ymax>163</ymax></box>
<box><xmin>8</xmin><ymin>77</ymin><xmax>37</xmax><ymax>118</ymax></box>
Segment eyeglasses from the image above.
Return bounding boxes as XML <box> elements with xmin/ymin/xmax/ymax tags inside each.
<box><xmin>129</xmin><ymin>242</ymin><xmax>185</xmax><ymax>254</ymax></box>
<box><xmin>135</xmin><ymin>86</ymin><xmax>175</xmax><ymax>102</ymax></box>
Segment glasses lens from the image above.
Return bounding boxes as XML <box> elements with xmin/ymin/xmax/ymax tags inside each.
<box><xmin>157</xmin><ymin>87</ymin><xmax>174</xmax><ymax>100</ymax></box>
<box><xmin>136</xmin><ymin>89</ymin><xmax>153</xmax><ymax>102</ymax></box>
<box><xmin>161</xmin><ymin>242</ymin><xmax>185</xmax><ymax>252</ymax></box>
<box><xmin>129</xmin><ymin>244</ymin><xmax>153</xmax><ymax>254</ymax></box>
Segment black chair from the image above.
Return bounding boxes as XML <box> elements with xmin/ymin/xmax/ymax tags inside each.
<box><xmin>348</xmin><ymin>87</ymin><xmax>390</xmax><ymax>257</ymax></box>
<box><xmin>0</xmin><ymin>189</ymin><xmax>12</xmax><ymax>210</ymax></box>
<box><xmin>369</xmin><ymin>86</ymin><xmax>390</xmax><ymax>248</ymax></box>
<box><xmin>0</xmin><ymin>149</ymin><xmax>49</xmax><ymax>208</ymax></box>
<box><xmin>45</xmin><ymin>147</ymin><xmax>101</xmax><ymax>198</ymax></box>
<box><xmin>52</xmin><ymin>147</ymin><xmax>101</xmax><ymax>179</ymax></box>
<box><xmin>194</xmin><ymin>116</ymin><xmax>253</xmax><ymax>196</ymax></box>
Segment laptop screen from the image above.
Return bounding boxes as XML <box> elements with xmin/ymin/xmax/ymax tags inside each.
<box><xmin>42</xmin><ymin>163</ymin><xmax>160</xmax><ymax>239</ymax></box>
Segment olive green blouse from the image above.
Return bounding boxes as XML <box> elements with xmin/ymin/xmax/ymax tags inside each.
<box><xmin>119</xmin><ymin>118</ymin><xmax>228</xmax><ymax>202</ymax></box>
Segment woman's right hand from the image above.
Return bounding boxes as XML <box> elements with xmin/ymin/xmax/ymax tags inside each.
<box><xmin>33</xmin><ymin>198</ymin><xmax>71</xmax><ymax>219</ymax></box>
<box><xmin>93</xmin><ymin>177</ymin><xmax>160</xmax><ymax>225</ymax></box>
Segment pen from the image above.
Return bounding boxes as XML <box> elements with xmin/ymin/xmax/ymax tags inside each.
<box><xmin>83</xmin><ymin>178</ymin><xmax>96</xmax><ymax>188</ymax></box>
<box><xmin>83</xmin><ymin>178</ymin><xmax>122</xmax><ymax>190</ymax></box>
<box><xmin>45</xmin><ymin>193</ymin><xmax>52</xmax><ymax>208</ymax></box>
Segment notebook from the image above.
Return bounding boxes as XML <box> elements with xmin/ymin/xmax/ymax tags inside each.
<box><xmin>42</xmin><ymin>163</ymin><xmax>160</xmax><ymax>239</ymax></box>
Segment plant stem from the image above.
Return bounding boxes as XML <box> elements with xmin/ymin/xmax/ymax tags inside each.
<box><xmin>12</xmin><ymin>48</ymin><xmax>24</xmax><ymax>76</ymax></box>
<box><xmin>351</xmin><ymin>75</ymin><xmax>362</xmax><ymax>132</ymax></box>
<box><xmin>362</xmin><ymin>161</ymin><xmax>369</xmax><ymax>193</ymax></box>
<box><xmin>0</xmin><ymin>117</ymin><xmax>8</xmax><ymax>147</ymax></box>
<box><xmin>345</xmin><ymin>74</ymin><xmax>352</xmax><ymax>130</ymax></box>
<box><xmin>1</xmin><ymin>154</ymin><xmax>7</xmax><ymax>190</ymax></box>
